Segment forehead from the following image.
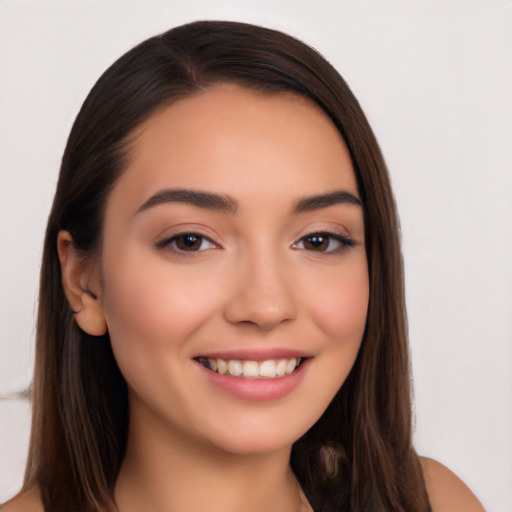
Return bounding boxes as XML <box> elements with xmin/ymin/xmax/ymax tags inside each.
<box><xmin>110</xmin><ymin>84</ymin><xmax>358</xmax><ymax>212</ymax></box>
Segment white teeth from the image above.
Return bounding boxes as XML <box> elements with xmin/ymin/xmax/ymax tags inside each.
<box><xmin>202</xmin><ymin>357</ymin><xmax>302</xmax><ymax>378</ymax></box>
<box><xmin>285</xmin><ymin>358</ymin><xmax>297</xmax><ymax>375</ymax></box>
<box><xmin>217</xmin><ymin>359</ymin><xmax>228</xmax><ymax>374</ymax></box>
<box><xmin>227</xmin><ymin>360</ymin><xmax>243</xmax><ymax>377</ymax></box>
<box><xmin>276</xmin><ymin>359</ymin><xmax>287</xmax><ymax>377</ymax></box>
<box><xmin>242</xmin><ymin>361</ymin><xmax>259</xmax><ymax>378</ymax></box>
<box><xmin>259</xmin><ymin>360</ymin><xmax>277</xmax><ymax>378</ymax></box>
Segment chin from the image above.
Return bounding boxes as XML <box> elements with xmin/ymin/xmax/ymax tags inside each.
<box><xmin>212</xmin><ymin>434</ymin><xmax>296</xmax><ymax>457</ymax></box>
<box><xmin>197</xmin><ymin>412</ymin><xmax>318</xmax><ymax>458</ymax></box>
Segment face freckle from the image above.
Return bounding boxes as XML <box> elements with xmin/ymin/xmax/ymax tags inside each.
<box><xmin>99</xmin><ymin>84</ymin><xmax>369</xmax><ymax>455</ymax></box>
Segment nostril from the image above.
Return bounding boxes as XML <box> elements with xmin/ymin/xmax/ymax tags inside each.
<box><xmin>222</xmin><ymin>261</ymin><xmax>298</xmax><ymax>329</ymax></box>
<box><xmin>224</xmin><ymin>299</ymin><xmax>297</xmax><ymax>330</ymax></box>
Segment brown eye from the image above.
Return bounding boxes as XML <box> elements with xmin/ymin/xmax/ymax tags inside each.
<box><xmin>175</xmin><ymin>234</ymin><xmax>203</xmax><ymax>251</ymax></box>
<box><xmin>292</xmin><ymin>232</ymin><xmax>355</xmax><ymax>253</ymax></box>
<box><xmin>155</xmin><ymin>232</ymin><xmax>217</xmax><ymax>253</ymax></box>
<box><xmin>303</xmin><ymin>234</ymin><xmax>329</xmax><ymax>251</ymax></box>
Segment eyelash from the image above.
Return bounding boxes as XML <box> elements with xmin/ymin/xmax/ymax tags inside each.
<box><xmin>154</xmin><ymin>231</ymin><xmax>355</xmax><ymax>255</ymax></box>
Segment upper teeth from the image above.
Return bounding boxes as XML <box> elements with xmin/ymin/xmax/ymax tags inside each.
<box><xmin>200</xmin><ymin>357</ymin><xmax>301</xmax><ymax>378</ymax></box>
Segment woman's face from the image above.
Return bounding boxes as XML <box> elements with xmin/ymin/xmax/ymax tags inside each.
<box><xmin>97</xmin><ymin>85</ymin><xmax>368</xmax><ymax>455</ymax></box>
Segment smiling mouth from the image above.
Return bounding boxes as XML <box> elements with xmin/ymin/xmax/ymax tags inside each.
<box><xmin>196</xmin><ymin>357</ymin><xmax>304</xmax><ymax>379</ymax></box>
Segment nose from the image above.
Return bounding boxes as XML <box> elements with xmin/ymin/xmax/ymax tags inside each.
<box><xmin>223</xmin><ymin>249</ymin><xmax>298</xmax><ymax>331</ymax></box>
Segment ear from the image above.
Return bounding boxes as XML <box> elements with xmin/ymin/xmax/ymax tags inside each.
<box><xmin>57</xmin><ymin>230</ymin><xmax>108</xmax><ymax>336</ymax></box>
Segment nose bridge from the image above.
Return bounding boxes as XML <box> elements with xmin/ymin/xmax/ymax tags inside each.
<box><xmin>223</xmin><ymin>241</ymin><xmax>297</xmax><ymax>329</ymax></box>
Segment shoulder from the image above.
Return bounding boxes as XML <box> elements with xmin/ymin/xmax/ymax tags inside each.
<box><xmin>420</xmin><ymin>457</ymin><xmax>486</xmax><ymax>512</ymax></box>
<box><xmin>1</xmin><ymin>487</ymin><xmax>44</xmax><ymax>512</ymax></box>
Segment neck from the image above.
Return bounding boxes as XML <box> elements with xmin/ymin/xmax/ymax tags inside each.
<box><xmin>114</xmin><ymin>403</ymin><xmax>306</xmax><ymax>512</ymax></box>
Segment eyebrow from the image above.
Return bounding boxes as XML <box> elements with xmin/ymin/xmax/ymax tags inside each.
<box><xmin>293</xmin><ymin>190</ymin><xmax>361</xmax><ymax>213</ymax></box>
<box><xmin>136</xmin><ymin>188</ymin><xmax>239</xmax><ymax>215</ymax></box>
<box><xmin>136</xmin><ymin>187</ymin><xmax>361</xmax><ymax>216</ymax></box>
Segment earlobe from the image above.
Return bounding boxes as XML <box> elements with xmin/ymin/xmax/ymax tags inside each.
<box><xmin>57</xmin><ymin>231</ymin><xmax>108</xmax><ymax>336</ymax></box>
<box><xmin>75</xmin><ymin>292</ymin><xmax>108</xmax><ymax>336</ymax></box>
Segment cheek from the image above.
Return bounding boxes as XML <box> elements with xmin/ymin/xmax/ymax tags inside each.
<box><xmin>100</xmin><ymin>258</ymin><xmax>225</xmax><ymax>353</ymax></box>
<box><xmin>305</xmin><ymin>261</ymin><xmax>369</xmax><ymax>345</ymax></box>
<box><xmin>290</xmin><ymin>260</ymin><xmax>368</xmax><ymax>434</ymax></box>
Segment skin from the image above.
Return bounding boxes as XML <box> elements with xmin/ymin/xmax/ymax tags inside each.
<box><xmin>2</xmin><ymin>85</ymin><xmax>485</xmax><ymax>512</ymax></box>
<box><xmin>98</xmin><ymin>85</ymin><xmax>367</xmax><ymax>512</ymax></box>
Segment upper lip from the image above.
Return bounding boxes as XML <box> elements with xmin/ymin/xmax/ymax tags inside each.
<box><xmin>193</xmin><ymin>348</ymin><xmax>313</xmax><ymax>361</ymax></box>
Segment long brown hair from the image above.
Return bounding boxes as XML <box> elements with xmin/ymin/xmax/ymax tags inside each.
<box><xmin>24</xmin><ymin>20</ymin><xmax>430</xmax><ymax>511</ymax></box>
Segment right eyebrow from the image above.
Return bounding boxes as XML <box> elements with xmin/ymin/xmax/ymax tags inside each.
<box><xmin>135</xmin><ymin>188</ymin><xmax>239</xmax><ymax>215</ymax></box>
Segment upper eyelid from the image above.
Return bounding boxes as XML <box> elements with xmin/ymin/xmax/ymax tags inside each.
<box><xmin>294</xmin><ymin>228</ymin><xmax>353</xmax><ymax>242</ymax></box>
<box><xmin>154</xmin><ymin>223</ymin><xmax>219</xmax><ymax>241</ymax></box>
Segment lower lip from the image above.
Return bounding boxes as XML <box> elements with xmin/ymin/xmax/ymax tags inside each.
<box><xmin>197</xmin><ymin>359</ymin><xmax>310</xmax><ymax>401</ymax></box>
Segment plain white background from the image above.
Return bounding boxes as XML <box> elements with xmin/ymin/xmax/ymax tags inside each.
<box><xmin>1</xmin><ymin>1</ymin><xmax>511</xmax><ymax>510</ymax></box>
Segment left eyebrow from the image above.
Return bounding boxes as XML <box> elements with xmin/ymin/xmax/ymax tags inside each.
<box><xmin>293</xmin><ymin>190</ymin><xmax>362</xmax><ymax>213</ymax></box>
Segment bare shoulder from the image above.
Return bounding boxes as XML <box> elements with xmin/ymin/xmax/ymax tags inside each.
<box><xmin>420</xmin><ymin>457</ymin><xmax>486</xmax><ymax>512</ymax></box>
<box><xmin>1</xmin><ymin>487</ymin><xmax>44</xmax><ymax>512</ymax></box>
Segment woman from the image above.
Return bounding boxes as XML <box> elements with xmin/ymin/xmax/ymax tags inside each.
<box><xmin>2</xmin><ymin>21</ymin><xmax>483</xmax><ymax>512</ymax></box>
